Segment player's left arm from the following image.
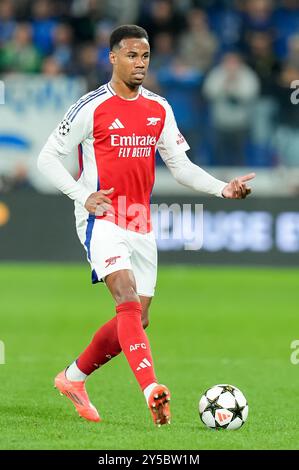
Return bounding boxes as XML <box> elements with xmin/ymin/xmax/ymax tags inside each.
<box><xmin>221</xmin><ymin>172</ymin><xmax>255</xmax><ymax>199</ymax></box>
<box><xmin>157</xmin><ymin>100</ymin><xmax>255</xmax><ymax>199</ymax></box>
<box><xmin>163</xmin><ymin>151</ymin><xmax>255</xmax><ymax>199</ymax></box>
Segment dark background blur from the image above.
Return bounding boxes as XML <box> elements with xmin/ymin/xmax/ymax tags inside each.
<box><xmin>0</xmin><ymin>0</ymin><xmax>299</xmax><ymax>263</ymax></box>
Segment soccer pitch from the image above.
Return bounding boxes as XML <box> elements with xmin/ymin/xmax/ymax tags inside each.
<box><xmin>0</xmin><ymin>264</ymin><xmax>298</xmax><ymax>450</ymax></box>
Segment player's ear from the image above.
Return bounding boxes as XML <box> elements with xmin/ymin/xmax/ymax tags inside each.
<box><xmin>109</xmin><ymin>51</ymin><xmax>117</xmax><ymax>65</ymax></box>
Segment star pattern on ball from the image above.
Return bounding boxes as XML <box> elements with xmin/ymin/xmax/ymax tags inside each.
<box><xmin>59</xmin><ymin>119</ymin><xmax>71</xmax><ymax>136</ymax></box>
<box><xmin>222</xmin><ymin>385</ymin><xmax>234</xmax><ymax>393</ymax></box>
<box><xmin>205</xmin><ymin>396</ymin><xmax>222</xmax><ymax>416</ymax></box>
<box><xmin>228</xmin><ymin>400</ymin><xmax>245</xmax><ymax>421</ymax></box>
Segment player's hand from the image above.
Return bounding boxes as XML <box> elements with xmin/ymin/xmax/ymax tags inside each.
<box><xmin>84</xmin><ymin>188</ymin><xmax>114</xmax><ymax>215</ymax></box>
<box><xmin>222</xmin><ymin>173</ymin><xmax>255</xmax><ymax>199</ymax></box>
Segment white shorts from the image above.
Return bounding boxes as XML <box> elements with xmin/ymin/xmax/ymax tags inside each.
<box><xmin>76</xmin><ymin>217</ymin><xmax>157</xmax><ymax>297</ymax></box>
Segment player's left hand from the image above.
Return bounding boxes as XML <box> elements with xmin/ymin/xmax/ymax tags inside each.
<box><xmin>222</xmin><ymin>173</ymin><xmax>256</xmax><ymax>199</ymax></box>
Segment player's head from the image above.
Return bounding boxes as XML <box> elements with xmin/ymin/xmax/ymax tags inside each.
<box><xmin>109</xmin><ymin>25</ymin><xmax>150</xmax><ymax>88</ymax></box>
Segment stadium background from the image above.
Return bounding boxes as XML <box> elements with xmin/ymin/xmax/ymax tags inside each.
<box><xmin>0</xmin><ymin>0</ymin><xmax>299</xmax><ymax>451</ymax></box>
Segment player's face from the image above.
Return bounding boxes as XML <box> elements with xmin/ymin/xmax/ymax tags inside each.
<box><xmin>110</xmin><ymin>38</ymin><xmax>150</xmax><ymax>88</ymax></box>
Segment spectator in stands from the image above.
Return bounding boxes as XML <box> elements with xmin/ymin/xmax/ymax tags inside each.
<box><xmin>51</xmin><ymin>0</ymin><xmax>74</xmax><ymax>19</ymax></box>
<box><xmin>31</xmin><ymin>0</ymin><xmax>58</xmax><ymax>55</ymax></box>
<box><xmin>41</xmin><ymin>56</ymin><xmax>63</xmax><ymax>76</ymax></box>
<box><xmin>178</xmin><ymin>8</ymin><xmax>218</xmax><ymax>73</ymax></box>
<box><xmin>246</xmin><ymin>30</ymin><xmax>280</xmax><ymax>96</ymax></box>
<box><xmin>95</xmin><ymin>20</ymin><xmax>114</xmax><ymax>83</ymax></box>
<box><xmin>74</xmin><ymin>43</ymin><xmax>100</xmax><ymax>91</ymax></box>
<box><xmin>272</xmin><ymin>0</ymin><xmax>299</xmax><ymax>59</ymax></box>
<box><xmin>52</xmin><ymin>23</ymin><xmax>75</xmax><ymax>74</ymax></box>
<box><xmin>273</xmin><ymin>65</ymin><xmax>299</xmax><ymax>166</ymax></box>
<box><xmin>207</xmin><ymin>0</ymin><xmax>244</xmax><ymax>53</ymax></box>
<box><xmin>0</xmin><ymin>162</ymin><xmax>33</xmax><ymax>193</ymax></box>
<box><xmin>0</xmin><ymin>23</ymin><xmax>41</xmax><ymax>73</ymax></box>
<box><xmin>138</xmin><ymin>0</ymin><xmax>186</xmax><ymax>49</ymax></box>
<box><xmin>203</xmin><ymin>52</ymin><xmax>260</xmax><ymax>166</ymax></box>
<box><xmin>103</xmin><ymin>0</ymin><xmax>139</xmax><ymax>24</ymax></box>
<box><xmin>287</xmin><ymin>34</ymin><xmax>299</xmax><ymax>70</ymax></box>
<box><xmin>150</xmin><ymin>32</ymin><xmax>176</xmax><ymax>71</ymax></box>
<box><xmin>0</xmin><ymin>0</ymin><xmax>16</xmax><ymax>47</ymax></box>
<box><xmin>244</xmin><ymin>0</ymin><xmax>274</xmax><ymax>31</ymax></box>
<box><xmin>70</xmin><ymin>0</ymin><xmax>103</xmax><ymax>43</ymax></box>
<box><xmin>245</xmin><ymin>31</ymin><xmax>279</xmax><ymax>165</ymax></box>
<box><xmin>157</xmin><ymin>56</ymin><xmax>203</xmax><ymax>162</ymax></box>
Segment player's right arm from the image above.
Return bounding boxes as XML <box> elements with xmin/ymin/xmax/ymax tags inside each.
<box><xmin>37</xmin><ymin>105</ymin><xmax>112</xmax><ymax>212</ymax></box>
<box><xmin>37</xmin><ymin>108</ymin><xmax>92</xmax><ymax>206</ymax></box>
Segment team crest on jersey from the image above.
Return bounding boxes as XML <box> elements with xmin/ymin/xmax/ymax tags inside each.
<box><xmin>147</xmin><ymin>117</ymin><xmax>161</xmax><ymax>126</ymax></box>
<box><xmin>59</xmin><ymin>119</ymin><xmax>71</xmax><ymax>136</ymax></box>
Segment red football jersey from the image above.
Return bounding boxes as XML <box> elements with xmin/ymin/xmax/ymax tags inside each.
<box><xmin>51</xmin><ymin>82</ymin><xmax>189</xmax><ymax>233</ymax></box>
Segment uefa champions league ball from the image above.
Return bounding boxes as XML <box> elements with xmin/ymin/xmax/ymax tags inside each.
<box><xmin>199</xmin><ymin>384</ymin><xmax>248</xmax><ymax>430</ymax></box>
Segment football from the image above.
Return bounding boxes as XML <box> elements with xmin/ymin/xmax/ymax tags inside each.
<box><xmin>199</xmin><ymin>384</ymin><xmax>248</xmax><ymax>430</ymax></box>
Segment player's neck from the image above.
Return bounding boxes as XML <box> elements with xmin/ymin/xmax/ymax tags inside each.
<box><xmin>109</xmin><ymin>79</ymin><xmax>140</xmax><ymax>100</ymax></box>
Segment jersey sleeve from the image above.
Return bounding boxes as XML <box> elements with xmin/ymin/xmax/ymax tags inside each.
<box><xmin>48</xmin><ymin>101</ymin><xmax>92</xmax><ymax>157</ymax></box>
<box><xmin>157</xmin><ymin>101</ymin><xmax>190</xmax><ymax>160</ymax></box>
<box><xmin>37</xmin><ymin>100</ymin><xmax>93</xmax><ymax>206</ymax></box>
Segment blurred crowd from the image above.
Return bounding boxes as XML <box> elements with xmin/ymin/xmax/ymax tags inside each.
<box><xmin>1</xmin><ymin>0</ymin><xmax>299</xmax><ymax>170</ymax></box>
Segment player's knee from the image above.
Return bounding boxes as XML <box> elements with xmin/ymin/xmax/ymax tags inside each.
<box><xmin>115</xmin><ymin>286</ymin><xmax>139</xmax><ymax>305</ymax></box>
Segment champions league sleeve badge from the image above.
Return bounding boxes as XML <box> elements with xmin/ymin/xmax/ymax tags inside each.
<box><xmin>59</xmin><ymin>119</ymin><xmax>71</xmax><ymax>136</ymax></box>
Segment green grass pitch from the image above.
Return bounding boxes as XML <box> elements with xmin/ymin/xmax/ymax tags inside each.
<box><xmin>0</xmin><ymin>264</ymin><xmax>298</xmax><ymax>450</ymax></box>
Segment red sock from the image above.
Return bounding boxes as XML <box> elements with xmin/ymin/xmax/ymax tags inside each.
<box><xmin>76</xmin><ymin>316</ymin><xmax>121</xmax><ymax>375</ymax></box>
<box><xmin>116</xmin><ymin>301</ymin><xmax>157</xmax><ymax>390</ymax></box>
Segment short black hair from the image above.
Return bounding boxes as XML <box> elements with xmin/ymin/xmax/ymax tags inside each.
<box><xmin>110</xmin><ymin>25</ymin><xmax>149</xmax><ymax>51</ymax></box>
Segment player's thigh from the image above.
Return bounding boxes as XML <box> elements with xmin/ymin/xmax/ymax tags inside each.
<box><xmin>88</xmin><ymin>220</ymin><xmax>132</xmax><ymax>282</ymax></box>
<box><xmin>129</xmin><ymin>230</ymin><xmax>157</xmax><ymax>298</ymax></box>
